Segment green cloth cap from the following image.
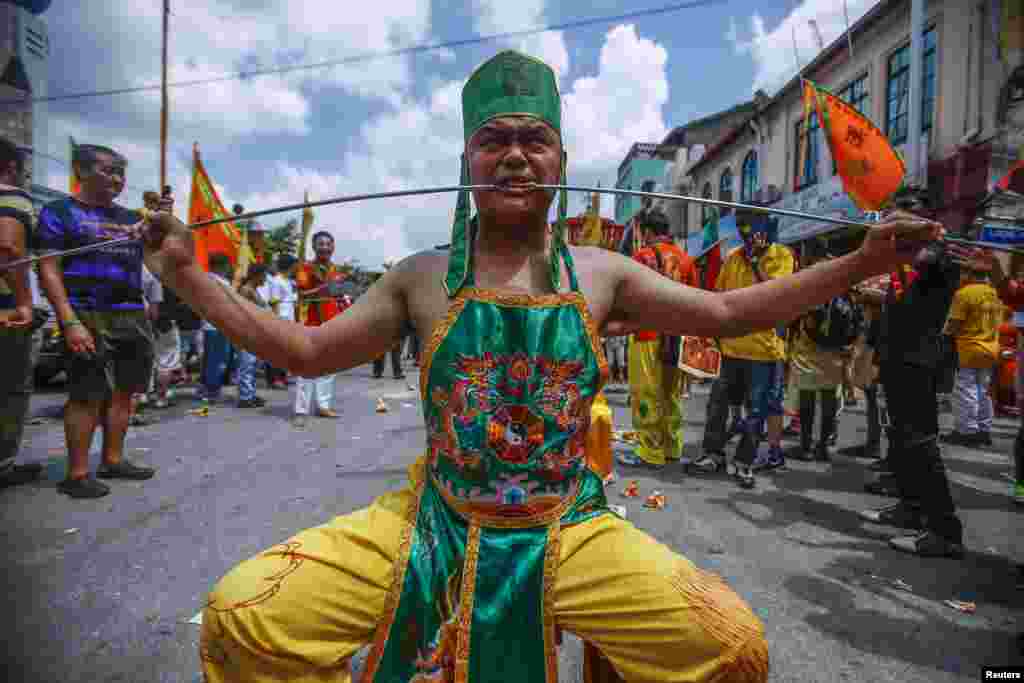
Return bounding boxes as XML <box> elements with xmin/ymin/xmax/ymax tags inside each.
<box><xmin>445</xmin><ymin>50</ymin><xmax>568</xmax><ymax>298</ymax></box>
<box><xmin>462</xmin><ymin>50</ymin><xmax>561</xmax><ymax>142</ymax></box>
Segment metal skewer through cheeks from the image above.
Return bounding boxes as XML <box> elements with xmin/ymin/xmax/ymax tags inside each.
<box><xmin>2</xmin><ymin>183</ymin><xmax>1019</xmax><ymax>271</ymax></box>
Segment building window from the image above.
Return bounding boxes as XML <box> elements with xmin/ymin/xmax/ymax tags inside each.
<box><xmin>838</xmin><ymin>73</ymin><xmax>870</xmax><ymax>115</ymax></box>
<box><xmin>740</xmin><ymin>150</ymin><xmax>758</xmax><ymax>203</ymax></box>
<box><xmin>886</xmin><ymin>26</ymin><xmax>937</xmax><ymax>145</ymax></box>
<box><xmin>701</xmin><ymin>182</ymin><xmax>713</xmax><ymax>224</ymax></box>
<box><xmin>719</xmin><ymin>168</ymin><xmax>733</xmax><ymax>216</ymax></box>
<box><xmin>794</xmin><ymin>111</ymin><xmax>820</xmax><ymax>190</ymax></box>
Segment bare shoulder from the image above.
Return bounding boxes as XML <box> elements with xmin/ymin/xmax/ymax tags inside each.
<box><xmin>386</xmin><ymin>249</ymin><xmax>449</xmax><ymax>292</ymax></box>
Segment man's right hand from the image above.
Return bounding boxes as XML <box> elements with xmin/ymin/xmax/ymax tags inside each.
<box><xmin>134</xmin><ymin>210</ymin><xmax>196</xmax><ymax>280</ymax></box>
<box><xmin>65</xmin><ymin>323</ymin><xmax>95</xmax><ymax>356</ymax></box>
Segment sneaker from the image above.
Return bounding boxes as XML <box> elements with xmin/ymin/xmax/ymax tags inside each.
<box><xmin>837</xmin><ymin>442</ymin><xmax>881</xmax><ymax>459</ymax></box>
<box><xmin>940</xmin><ymin>431</ymin><xmax>983</xmax><ymax>447</ymax></box>
<box><xmin>787</xmin><ymin>444</ymin><xmax>815</xmax><ymax>462</ymax></box>
<box><xmin>858</xmin><ymin>502</ymin><xmax>923</xmax><ymax>528</ymax></box>
<box><xmin>864</xmin><ymin>474</ymin><xmax>900</xmax><ymax>497</ymax></box>
<box><xmin>57</xmin><ymin>476</ymin><xmax>110</xmax><ymax>499</ymax></box>
<box><xmin>782</xmin><ymin>421</ymin><xmax>801</xmax><ymax>438</ymax></box>
<box><xmin>615</xmin><ymin>451</ymin><xmax>663</xmax><ymax>469</ymax></box>
<box><xmin>734</xmin><ymin>465</ymin><xmax>756</xmax><ymax>489</ymax></box>
<box><xmin>888</xmin><ymin>530</ymin><xmax>964</xmax><ymax>558</ymax></box>
<box><xmin>868</xmin><ymin>457</ymin><xmax>893</xmax><ymax>473</ymax></box>
<box><xmin>97</xmin><ymin>460</ymin><xmax>156</xmax><ymax>480</ymax></box>
<box><xmin>1014</xmin><ymin>480</ymin><xmax>1024</xmax><ymax>506</ymax></box>
<box><xmin>238</xmin><ymin>397</ymin><xmax>266</xmax><ymax>409</ymax></box>
<box><xmin>752</xmin><ymin>447</ymin><xmax>786</xmax><ymax>472</ymax></box>
<box><xmin>687</xmin><ymin>452</ymin><xmax>725</xmax><ymax>474</ymax></box>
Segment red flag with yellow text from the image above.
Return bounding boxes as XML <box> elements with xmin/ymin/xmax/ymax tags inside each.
<box><xmin>805</xmin><ymin>80</ymin><xmax>905</xmax><ymax>211</ymax></box>
<box><xmin>188</xmin><ymin>143</ymin><xmax>242</xmax><ymax>272</ymax></box>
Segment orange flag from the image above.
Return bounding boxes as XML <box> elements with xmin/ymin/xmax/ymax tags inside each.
<box><xmin>188</xmin><ymin>143</ymin><xmax>242</xmax><ymax>272</ymax></box>
<box><xmin>804</xmin><ymin>80</ymin><xmax>905</xmax><ymax>211</ymax></box>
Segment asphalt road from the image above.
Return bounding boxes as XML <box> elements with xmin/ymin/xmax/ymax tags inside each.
<box><xmin>2</xmin><ymin>365</ymin><xmax>1022</xmax><ymax>683</ymax></box>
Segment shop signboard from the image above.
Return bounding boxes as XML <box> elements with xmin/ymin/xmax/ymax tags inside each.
<box><xmin>775</xmin><ymin>175</ymin><xmax>871</xmax><ymax>244</ymax></box>
<box><xmin>686</xmin><ymin>214</ymin><xmax>741</xmax><ymax>256</ymax></box>
<box><xmin>979</xmin><ymin>223</ymin><xmax>1024</xmax><ymax>245</ymax></box>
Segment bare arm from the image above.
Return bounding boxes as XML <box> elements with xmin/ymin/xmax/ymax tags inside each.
<box><xmin>0</xmin><ymin>216</ymin><xmax>31</xmax><ymax>310</ymax></box>
<box><xmin>37</xmin><ymin>254</ymin><xmax>76</xmax><ymax>324</ymax></box>
<box><xmin>611</xmin><ymin>249</ymin><xmax>869</xmax><ymax>338</ymax></box>
<box><xmin>609</xmin><ymin>211</ymin><xmax>944</xmax><ymax>339</ymax></box>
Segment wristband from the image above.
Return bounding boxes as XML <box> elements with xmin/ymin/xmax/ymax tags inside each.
<box><xmin>63</xmin><ymin>318</ymin><xmax>83</xmax><ymax>328</ymax></box>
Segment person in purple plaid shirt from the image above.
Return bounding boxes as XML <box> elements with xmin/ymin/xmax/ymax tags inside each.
<box><xmin>36</xmin><ymin>144</ymin><xmax>158</xmax><ymax>499</ymax></box>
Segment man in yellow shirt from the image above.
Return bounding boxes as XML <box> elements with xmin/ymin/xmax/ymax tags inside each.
<box><xmin>696</xmin><ymin>209</ymin><xmax>795</xmax><ymax>488</ymax></box>
<box><xmin>942</xmin><ymin>264</ymin><xmax>1003</xmax><ymax>447</ymax></box>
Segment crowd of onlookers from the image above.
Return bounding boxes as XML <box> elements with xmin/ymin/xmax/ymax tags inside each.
<box><xmin>0</xmin><ymin>139</ymin><xmax>414</xmax><ymax>499</ymax></box>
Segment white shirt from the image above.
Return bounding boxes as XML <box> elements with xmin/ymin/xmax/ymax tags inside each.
<box><xmin>261</xmin><ymin>273</ymin><xmax>297</xmax><ymax>322</ymax></box>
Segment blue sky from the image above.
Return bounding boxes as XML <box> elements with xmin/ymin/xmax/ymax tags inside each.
<box><xmin>38</xmin><ymin>0</ymin><xmax>878</xmax><ymax>268</ymax></box>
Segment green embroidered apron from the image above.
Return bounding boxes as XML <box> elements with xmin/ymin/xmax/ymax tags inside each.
<box><xmin>364</xmin><ymin>236</ymin><xmax>611</xmax><ymax>683</ymax></box>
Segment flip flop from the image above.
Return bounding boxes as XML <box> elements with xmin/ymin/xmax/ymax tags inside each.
<box><xmin>97</xmin><ymin>460</ymin><xmax>156</xmax><ymax>480</ymax></box>
<box><xmin>0</xmin><ymin>463</ymin><xmax>44</xmax><ymax>488</ymax></box>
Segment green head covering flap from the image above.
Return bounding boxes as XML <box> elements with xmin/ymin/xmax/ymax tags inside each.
<box><xmin>444</xmin><ymin>50</ymin><xmax>569</xmax><ymax>297</ymax></box>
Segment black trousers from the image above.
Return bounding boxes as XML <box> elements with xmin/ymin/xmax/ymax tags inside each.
<box><xmin>880</xmin><ymin>361</ymin><xmax>962</xmax><ymax>543</ymax></box>
<box><xmin>864</xmin><ymin>384</ymin><xmax>883</xmax><ymax>447</ymax></box>
<box><xmin>799</xmin><ymin>389</ymin><xmax>839</xmax><ymax>449</ymax></box>
<box><xmin>374</xmin><ymin>345</ymin><xmax>403</xmax><ymax>378</ymax></box>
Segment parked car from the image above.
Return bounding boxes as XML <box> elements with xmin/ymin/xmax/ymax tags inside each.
<box><xmin>33</xmin><ymin>306</ymin><xmax>67</xmax><ymax>386</ymax></box>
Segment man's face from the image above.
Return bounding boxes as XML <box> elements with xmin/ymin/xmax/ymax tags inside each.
<box><xmin>313</xmin><ymin>235</ymin><xmax>334</xmax><ymax>261</ymax></box>
<box><xmin>80</xmin><ymin>152</ymin><xmax>126</xmax><ymax>202</ymax></box>
<box><xmin>467</xmin><ymin>116</ymin><xmax>562</xmax><ymax>224</ymax></box>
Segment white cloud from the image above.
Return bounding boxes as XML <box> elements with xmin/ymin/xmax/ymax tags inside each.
<box><xmin>727</xmin><ymin>0</ymin><xmax>877</xmax><ymax>94</ymax></box>
<box><xmin>562</xmin><ymin>25</ymin><xmax>669</xmax><ymax>172</ymax></box>
<box><xmin>43</xmin><ymin>2</ymin><xmax>672</xmax><ymax>269</ymax></box>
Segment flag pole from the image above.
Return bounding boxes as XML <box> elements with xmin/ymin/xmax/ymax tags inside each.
<box><xmin>160</xmin><ymin>0</ymin><xmax>170</xmax><ymax>191</ymax></box>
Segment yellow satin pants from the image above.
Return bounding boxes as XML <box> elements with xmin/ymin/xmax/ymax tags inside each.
<box><xmin>200</xmin><ymin>461</ymin><xmax>768</xmax><ymax>683</ymax></box>
<box><xmin>629</xmin><ymin>338</ymin><xmax>686</xmax><ymax>466</ymax></box>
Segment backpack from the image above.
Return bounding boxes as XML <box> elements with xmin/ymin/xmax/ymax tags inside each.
<box><xmin>806</xmin><ymin>294</ymin><xmax>863</xmax><ymax>350</ymax></box>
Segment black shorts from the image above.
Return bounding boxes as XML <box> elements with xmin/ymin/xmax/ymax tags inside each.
<box><xmin>67</xmin><ymin>310</ymin><xmax>154</xmax><ymax>402</ymax></box>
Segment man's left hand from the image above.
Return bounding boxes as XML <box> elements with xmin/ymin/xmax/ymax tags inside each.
<box><xmin>856</xmin><ymin>210</ymin><xmax>944</xmax><ymax>275</ymax></box>
<box><xmin>0</xmin><ymin>304</ymin><xmax>32</xmax><ymax>328</ymax></box>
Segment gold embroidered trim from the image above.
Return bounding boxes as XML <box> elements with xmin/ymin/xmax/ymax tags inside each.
<box><xmin>362</xmin><ymin>475</ymin><xmax>427</xmax><ymax>683</ymax></box>
<box><xmin>420</xmin><ymin>297</ymin><xmax>469</xmax><ymax>399</ymax></box>
<box><xmin>464</xmin><ymin>287</ymin><xmax>583</xmax><ymax>308</ymax></box>
<box><xmin>542</xmin><ymin>522</ymin><xmax>562</xmax><ymax>683</ymax></box>
<box><xmin>454</xmin><ymin>522</ymin><xmax>482</xmax><ymax>683</ymax></box>
<box><xmin>572</xmin><ymin>298</ymin><xmax>610</xmax><ymax>390</ymax></box>
<box><xmin>432</xmin><ymin>470</ymin><xmax>579</xmax><ymax>529</ymax></box>
<box><xmin>666</xmin><ymin>565</ymin><xmax>770</xmax><ymax>683</ymax></box>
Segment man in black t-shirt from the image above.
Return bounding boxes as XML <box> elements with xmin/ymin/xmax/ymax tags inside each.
<box><xmin>857</xmin><ymin>192</ymin><xmax>967</xmax><ymax>558</ymax></box>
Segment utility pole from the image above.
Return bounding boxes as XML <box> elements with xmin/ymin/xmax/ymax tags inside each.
<box><xmin>160</xmin><ymin>0</ymin><xmax>170</xmax><ymax>191</ymax></box>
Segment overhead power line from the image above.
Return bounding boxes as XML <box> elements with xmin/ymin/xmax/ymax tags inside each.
<box><xmin>11</xmin><ymin>0</ymin><xmax>728</xmax><ymax>106</ymax></box>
